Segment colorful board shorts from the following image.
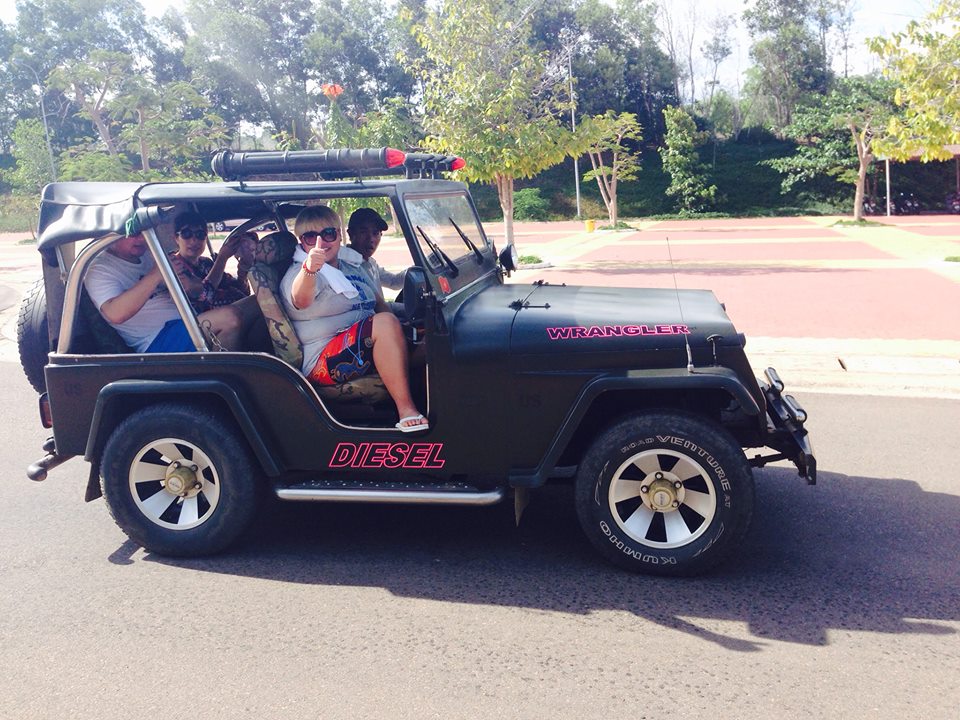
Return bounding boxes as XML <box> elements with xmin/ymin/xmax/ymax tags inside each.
<box><xmin>307</xmin><ymin>316</ymin><xmax>375</xmax><ymax>386</ymax></box>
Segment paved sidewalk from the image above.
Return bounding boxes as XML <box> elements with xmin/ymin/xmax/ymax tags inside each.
<box><xmin>3</xmin><ymin>216</ymin><xmax>959</xmax><ymax>398</ymax></box>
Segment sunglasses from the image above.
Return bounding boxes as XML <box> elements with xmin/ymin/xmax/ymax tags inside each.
<box><xmin>177</xmin><ymin>227</ymin><xmax>207</xmax><ymax>241</ymax></box>
<box><xmin>300</xmin><ymin>227</ymin><xmax>339</xmax><ymax>245</ymax></box>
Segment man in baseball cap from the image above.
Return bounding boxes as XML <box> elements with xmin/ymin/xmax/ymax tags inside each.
<box><xmin>346</xmin><ymin>207</ymin><xmax>405</xmax><ymax>290</ymax></box>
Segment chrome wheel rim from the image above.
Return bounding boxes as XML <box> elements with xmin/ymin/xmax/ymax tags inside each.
<box><xmin>128</xmin><ymin>438</ymin><xmax>221</xmax><ymax>530</ymax></box>
<box><xmin>607</xmin><ymin>448</ymin><xmax>717</xmax><ymax>548</ymax></box>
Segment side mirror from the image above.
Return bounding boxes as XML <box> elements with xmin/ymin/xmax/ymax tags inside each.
<box><xmin>498</xmin><ymin>244</ymin><xmax>518</xmax><ymax>275</ymax></box>
<box><xmin>403</xmin><ymin>266</ymin><xmax>429</xmax><ymax>323</ymax></box>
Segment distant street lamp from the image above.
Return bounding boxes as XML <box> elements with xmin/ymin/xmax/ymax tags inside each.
<box><xmin>567</xmin><ymin>45</ymin><xmax>581</xmax><ymax>218</ymax></box>
<box><xmin>13</xmin><ymin>58</ymin><xmax>57</xmax><ymax>182</ymax></box>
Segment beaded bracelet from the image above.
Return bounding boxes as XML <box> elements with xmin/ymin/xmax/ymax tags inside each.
<box><xmin>302</xmin><ymin>261</ymin><xmax>319</xmax><ymax>275</ymax></box>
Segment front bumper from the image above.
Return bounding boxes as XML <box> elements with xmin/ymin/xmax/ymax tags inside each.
<box><xmin>758</xmin><ymin>367</ymin><xmax>817</xmax><ymax>484</ymax></box>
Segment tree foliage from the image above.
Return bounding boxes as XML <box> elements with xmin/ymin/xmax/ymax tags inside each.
<box><xmin>2</xmin><ymin>119</ymin><xmax>51</xmax><ymax>193</ymax></box>
<box><xmin>0</xmin><ymin>0</ymin><xmax>945</xmax><ymax>222</ymax></box>
<box><xmin>869</xmin><ymin>1</ymin><xmax>960</xmax><ymax>160</ymax></box>
<box><xmin>184</xmin><ymin>0</ymin><xmax>320</xmax><ymax>148</ymax></box>
<box><xmin>47</xmin><ymin>50</ymin><xmax>132</xmax><ymax>157</ymax></box>
<box><xmin>408</xmin><ymin>0</ymin><xmax>578</xmax><ymax>245</ymax></box>
<box><xmin>660</xmin><ymin>105</ymin><xmax>716</xmax><ymax>215</ymax></box>
<box><xmin>767</xmin><ymin>76</ymin><xmax>895</xmax><ymax>219</ymax></box>
<box><xmin>743</xmin><ymin>0</ymin><xmax>832</xmax><ymax>130</ymax></box>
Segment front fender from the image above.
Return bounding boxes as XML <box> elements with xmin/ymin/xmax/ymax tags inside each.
<box><xmin>508</xmin><ymin>367</ymin><xmax>761</xmax><ymax>488</ymax></box>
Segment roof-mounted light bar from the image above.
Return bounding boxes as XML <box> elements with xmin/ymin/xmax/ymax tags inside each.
<box><xmin>211</xmin><ymin>147</ymin><xmax>407</xmax><ymax>181</ymax></box>
<box><xmin>210</xmin><ymin>147</ymin><xmax>466</xmax><ymax>182</ymax></box>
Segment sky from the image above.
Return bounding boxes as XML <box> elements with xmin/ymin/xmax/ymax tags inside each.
<box><xmin>0</xmin><ymin>0</ymin><xmax>936</xmax><ymax>90</ymax></box>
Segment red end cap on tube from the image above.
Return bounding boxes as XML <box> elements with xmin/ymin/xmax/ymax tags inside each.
<box><xmin>450</xmin><ymin>157</ymin><xmax>466</xmax><ymax>170</ymax></box>
<box><xmin>385</xmin><ymin>148</ymin><xmax>406</xmax><ymax>168</ymax></box>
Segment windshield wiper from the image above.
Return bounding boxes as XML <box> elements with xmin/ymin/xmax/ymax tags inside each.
<box><xmin>415</xmin><ymin>225</ymin><xmax>459</xmax><ymax>277</ymax></box>
<box><xmin>448</xmin><ymin>216</ymin><xmax>483</xmax><ymax>264</ymax></box>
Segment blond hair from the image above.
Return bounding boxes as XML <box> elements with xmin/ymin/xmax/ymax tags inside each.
<box><xmin>294</xmin><ymin>205</ymin><xmax>341</xmax><ymax>237</ymax></box>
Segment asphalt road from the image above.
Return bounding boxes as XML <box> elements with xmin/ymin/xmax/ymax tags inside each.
<box><xmin>1</xmin><ymin>361</ymin><xmax>958</xmax><ymax>719</ymax></box>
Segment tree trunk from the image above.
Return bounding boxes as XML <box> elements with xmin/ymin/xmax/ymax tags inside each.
<box><xmin>138</xmin><ymin>109</ymin><xmax>150</xmax><ymax>172</ymax></box>
<box><xmin>853</xmin><ymin>166</ymin><xmax>865</xmax><ymax>221</ymax></box>
<box><xmin>610</xmin><ymin>171</ymin><xmax>618</xmax><ymax>226</ymax></box>
<box><xmin>851</xmin><ymin>123</ymin><xmax>870</xmax><ymax>222</ymax></box>
<box><xmin>494</xmin><ymin>173</ymin><xmax>516</xmax><ymax>248</ymax></box>
<box><xmin>72</xmin><ymin>84</ymin><xmax>118</xmax><ymax>157</ymax></box>
<box><xmin>89</xmin><ymin>108</ymin><xmax>118</xmax><ymax>157</ymax></box>
<box><xmin>589</xmin><ymin>151</ymin><xmax>614</xmax><ymax>223</ymax></box>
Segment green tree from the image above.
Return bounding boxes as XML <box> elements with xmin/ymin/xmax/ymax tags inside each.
<box><xmin>743</xmin><ymin>0</ymin><xmax>831</xmax><ymax>131</ymax></box>
<box><xmin>356</xmin><ymin>97</ymin><xmax>421</xmax><ymax>149</ymax></box>
<box><xmin>56</xmin><ymin>147</ymin><xmax>132</xmax><ymax>181</ymax></box>
<box><xmin>9</xmin><ymin>0</ymin><xmax>150</xmax><ymax>155</ymax></box>
<box><xmin>3</xmin><ymin>119</ymin><xmax>52</xmax><ymax>194</ymax></box>
<box><xmin>868</xmin><ymin>1</ymin><xmax>960</xmax><ymax>160</ymax></box>
<box><xmin>47</xmin><ymin>50</ymin><xmax>131</xmax><ymax>157</ymax></box>
<box><xmin>184</xmin><ymin>0</ymin><xmax>321</xmax><ymax>148</ymax></box>
<box><xmin>767</xmin><ymin>76</ymin><xmax>895</xmax><ymax>220</ymax></box>
<box><xmin>532</xmin><ymin>0</ymin><xmax>677</xmax><ymax>141</ymax></box>
<box><xmin>113</xmin><ymin>79</ymin><xmax>228</xmax><ymax>175</ymax></box>
<box><xmin>408</xmin><ymin>0</ymin><xmax>579</xmax><ymax>246</ymax></box>
<box><xmin>660</xmin><ymin>105</ymin><xmax>716</xmax><ymax>215</ymax></box>
<box><xmin>306</xmin><ymin>0</ymin><xmax>417</xmax><ymax>113</ymax></box>
<box><xmin>702</xmin><ymin>13</ymin><xmax>734</xmax><ymax>116</ymax></box>
<box><xmin>579</xmin><ymin>111</ymin><xmax>643</xmax><ymax>225</ymax></box>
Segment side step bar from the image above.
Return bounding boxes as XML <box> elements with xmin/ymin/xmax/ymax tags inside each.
<box><xmin>275</xmin><ymin>481</ymin><xmax>505</xmax><ymax>506</ymax></box>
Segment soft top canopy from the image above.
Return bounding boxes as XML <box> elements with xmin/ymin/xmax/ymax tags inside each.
<box><xmin>36</xmin><ymin>181</ymin><xmax>291</xmax><ymax>251</ymax></box>
<box><xmin>37</xmin><ymin>182</ymin><xmax>145</xmax><ymax>252</ymax></box>
<box><xmin>35</xmin><ymin>176</ymin><xmax>465</xmax><ymax>253</ymax></box>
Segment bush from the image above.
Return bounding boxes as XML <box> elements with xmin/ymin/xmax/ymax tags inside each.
<box><xmin>513</xmin><ymin>187</ymin><xmax>550</xmax><ymax>221</ymax></box>
<box><xmin>0</xmin><ymin>193</ymin><xmax>39</xmax><ymax>233</ymax></box>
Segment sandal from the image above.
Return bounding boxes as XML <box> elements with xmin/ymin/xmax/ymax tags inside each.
<box><xmin>396</xmin><ymin>414</ymin><xmax>429</xmax><ymax>433</ymax></box>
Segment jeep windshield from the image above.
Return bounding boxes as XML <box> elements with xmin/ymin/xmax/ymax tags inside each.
<box><xmin>404</xmin><ymin>192</ymin><xmax>490</xmax><ymax>275</ymax></box>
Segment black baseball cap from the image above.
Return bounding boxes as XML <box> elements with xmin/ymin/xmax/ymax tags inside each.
<box><xmin>348</xmin><ymin>208</ymin><xmax>388</xmax><ymax>232</ymax></box>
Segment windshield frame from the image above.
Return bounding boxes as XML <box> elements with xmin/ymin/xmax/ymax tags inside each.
<box><xmin>401</xmin><ymin>190</ymin><xmax>493</xmax><ymax>278</ymax></box>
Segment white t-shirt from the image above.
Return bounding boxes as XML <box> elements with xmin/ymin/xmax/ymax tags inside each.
<box><xmin>84</xmin><ymin>250</ymin><xmax>180</xmax><ymax>352</ymax></box>
<box><xmin>280</xmin><ymin>246</ymin><xmax>380</xmax><ymax>374</ymax></box>
<box><xmin>363</xmin><ymin>255</ymin><xmax>406</xmax><ymax>291</ymax></box>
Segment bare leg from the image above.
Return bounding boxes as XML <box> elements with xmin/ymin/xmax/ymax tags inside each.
<box><xmin>198</xmin><ymin>305</ymin><xmax>243</xmax><ymax>349</ymax></box>
<box><xmin>370</xmin><ymin>312</ymin><xmax>426</xmax><ymax>426</ymax></box>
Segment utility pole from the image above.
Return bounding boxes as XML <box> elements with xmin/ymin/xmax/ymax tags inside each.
<box><xmin>13</xmin><ymin>58</ymin><xmax>57</xmax><ymax>182</ymax></box>
<box><xmin>568</xmin><ymin>47</ymin><xmax>581</xmax><ymax>218</ymax></box>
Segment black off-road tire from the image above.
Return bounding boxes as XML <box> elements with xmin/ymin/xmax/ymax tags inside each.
<box><xmin>100</xmin><ymin>403</ymin><xmax>261</xmax><ymax>557</ymax></box>
<box><xmin>16</xmin><ymin>278</ymin><xmax>49</xmax><ymax>394</ymax></box>
<box><xmin>575</xmin><ymin>411</ymin><xmax>754</xmax><ymax>576</ymax></box>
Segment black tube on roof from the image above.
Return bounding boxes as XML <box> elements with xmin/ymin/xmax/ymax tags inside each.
<box><xmin>211</xmin><ymin>147</ymin><xmax>399</xmax><ymax>180</ymax></box>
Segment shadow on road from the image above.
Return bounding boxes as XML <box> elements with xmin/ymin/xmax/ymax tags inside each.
<box><xmin>131</xmin><ymin>467</ymin><xmax>959</xmax><ymax>650</ymax></box>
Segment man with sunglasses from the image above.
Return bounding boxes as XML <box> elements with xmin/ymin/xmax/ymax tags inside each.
<box><xmin>281</xmin><ymin>205</ymin><xmax>428</xmax><ymax>432</ymax></box>
<box><xmin>84</xmin><ymin>226</ymin><xmax>246</xmax><ymax>353</ymax></box>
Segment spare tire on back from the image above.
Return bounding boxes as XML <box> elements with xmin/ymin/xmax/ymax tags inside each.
<box><xmin>17</xmin><ymin>278</ymin><xmax>49</xmax><ymax>394</ymax></box>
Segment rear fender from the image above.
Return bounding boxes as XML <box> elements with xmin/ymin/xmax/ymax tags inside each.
<box><xmin>84</xmin><ymin>379</ymin><xmax>282</xmax><ymax>478</ymax></box>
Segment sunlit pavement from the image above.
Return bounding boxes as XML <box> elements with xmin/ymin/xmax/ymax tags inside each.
<box><xmin>4</xmin><ymin>215</ymin><xmax>959</xmax><ymax>398</ymax></box>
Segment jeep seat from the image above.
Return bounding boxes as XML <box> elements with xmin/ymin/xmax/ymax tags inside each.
<box><xmin>249</xmin><ymin>231</ymin><xmax>387</xmax><ymax>404</ymax></box>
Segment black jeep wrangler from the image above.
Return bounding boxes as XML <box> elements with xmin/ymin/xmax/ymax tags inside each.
<box><xmin>20</xmin><ymin>147</ymin><xmax>815</xmax><ymax>576</ymax></box>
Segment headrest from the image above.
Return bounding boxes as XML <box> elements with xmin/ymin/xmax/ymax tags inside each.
<box><xmin>255</xmin><ymin>230</ymin><xmax>297</xmax><ymax>265</ymax></box>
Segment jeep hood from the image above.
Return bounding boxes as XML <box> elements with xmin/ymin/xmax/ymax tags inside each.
<box><xmin>509</xmin><ymin>284</ymin><xmax>740</xmax><ymax>354</ymax></box>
